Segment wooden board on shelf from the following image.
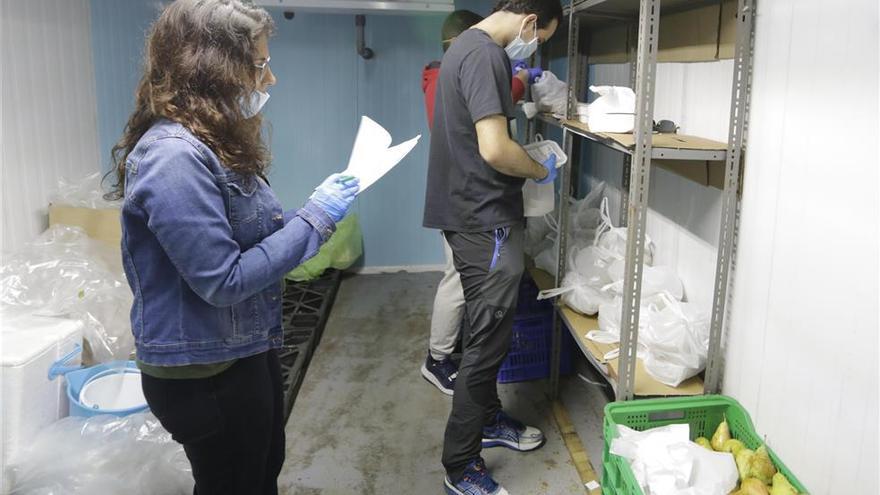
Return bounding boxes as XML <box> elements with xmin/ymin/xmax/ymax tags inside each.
<box><xmin>564</xmin><ymin>120</ymin><xmax>727</xmax><ymax>151</ymax></box>
<box><xmin>558</xmin><ymin>299</ymin><xmax>704</xmax><ymax>397</ymax></box>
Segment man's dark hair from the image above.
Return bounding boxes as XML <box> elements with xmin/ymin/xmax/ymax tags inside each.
<box><xmin>441</xmin><ymin>10</ymin><xmax>484</xmax><ymax>52</ymax></box>
<box><xmin>493</xmin><ymin>0</ymin><xmax>563</xmax><ymax>29</ymax></box>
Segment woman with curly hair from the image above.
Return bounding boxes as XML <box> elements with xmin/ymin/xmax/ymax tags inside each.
<box><xmin>108</xmin><ymin>1</ymin><xmax>358</xmax><ymax>492</ymax></box>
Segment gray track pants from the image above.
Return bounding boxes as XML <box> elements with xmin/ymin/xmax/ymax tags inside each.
<box><xmin>440</xmin><ymin>224</ymin><xmax>525</xmax><ymax>481</ymax></box>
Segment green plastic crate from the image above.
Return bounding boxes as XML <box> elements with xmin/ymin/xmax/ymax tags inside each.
<box><xmin>602</xmin><ymin>395</ymin><xmax>808</xmax><ymax>494</ymax></box>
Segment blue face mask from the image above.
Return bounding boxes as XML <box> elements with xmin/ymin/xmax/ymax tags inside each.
<box><xmin>240</xmin><ymin>90</ymin><xmax>270</xmax><ymax>119</ymax></box>
<box><xmin>504</xmin><ymin>19</ymin><xmax>538</xmax><ymax>60</ymax></box>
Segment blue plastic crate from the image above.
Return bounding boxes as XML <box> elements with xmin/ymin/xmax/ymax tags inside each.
<box><xmin>515</xmin><ymin>274</ymin><xmax>553</xmax><ymax>315</ymax></box>
<box><xmin>499</xmin><ymin>315</ymin><xmax>574</xmax><ymax>383</ymax></box>
<box><xmin>499</xmin><ymin>276</ymin><xmax>573</xmax><ymax>383</ymax></box>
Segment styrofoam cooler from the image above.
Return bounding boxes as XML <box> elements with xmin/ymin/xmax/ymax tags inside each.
<box><xmin>1</xmin><ymin>314</ymin><xmax>83</xmax><ymax>492</ymax></box>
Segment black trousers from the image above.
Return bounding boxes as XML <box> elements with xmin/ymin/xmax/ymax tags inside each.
<box><xmin>441</xmin><ymin>224</ymin><xmax>524</xmax><ymax>482</ymax></box>
<box><xmin>141</xmin><ymin>350</ymin><xmax>285</xmax><ymax>495</ymax></box>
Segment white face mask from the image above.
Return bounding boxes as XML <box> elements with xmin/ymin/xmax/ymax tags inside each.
<box><xmin>240</xmin><ymin>90</ymin><xmax>269</xmax><ymax>119</ymax></box>
<box><xmin>504</xmin><ymin>19</ymin><xmax>538</xmax><ymax>60</ymax></box>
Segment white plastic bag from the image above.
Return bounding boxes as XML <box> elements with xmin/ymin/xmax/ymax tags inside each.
<box><xmin>522</xmin><ymin>101</ymin><xmax>539</xmax><ymax>119</ymax></box>
<box><xmin>610</xmin><ymin>423</ymin><xmax>738</xmax><ymax>495</ymax></box>
<box><xmin>589</xmin><ymin>294</ymin><xmax>663</xmax><ymax>345</ymax></box>
<box><xmin>9</xmin><ymin>413</ymin><xmax>192</xmax><ymax>495</ymax></box>
<box><xmin>534</xmin><ymin>241</ymin><xmax>559</xmax><ymax>276</ymax></box>
<box><xmin>682</xmin><ymin>442</ymin><xmax>739</xmax><ymax>495</ymax></box>
<box><xmin>585</xmin><ymin>85</ymin><xmax>636</xmax><ymax>133</ymax></box>
<box><xmin>522</xmin><ymin>136</ymin><xmax>567</xmax><ymax>217</ymax></box>
<box><xmin>0</xmin><ymin>225</ymin><xmax>134</xmax><ymax>362</ymax></box>
<box><xmin>605</xmin><ymin>260</ymin><xmax>684</xmax><ymax>301</ymax></box>
<box><xmin>594</xmin><ymin>197</ymin><xmax>655</xmax><ymax>266</ymax></box>
<box><xmin>524</xmin><ymin>214</ymin><xmax>554</xmax><ymax>257</ymax></box>
<box><xmin>567</xmin><ymin>181</ymin><xmax>606</xmax><ymax>240</ymax></box>
<box><xmin>538</xmin><ymin>245</ymin><xmax>615</xmax><ymax>315</ymax></box>
<box><xmin>531</xmin><ymin>71</ymin><xmax>568</xmax><ymax>116</ymax></box>
<box><xmin>611</xmin><ymin>424</ymin><xmax>694</xmax><ymax>493</ymax></box>
<box><xmin>641</xmin><ymin>295</ymin><xmax>711</xmax><ymax>387</ymax></box>
<box><xmin>49</xmin><ymin>172</ymin><xmax>121</xmax><ymax>209</ymax></box>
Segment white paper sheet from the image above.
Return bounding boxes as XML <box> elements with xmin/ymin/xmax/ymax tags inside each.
<box><xmin>341</xmin><ymin>116</ymin><xmax>421</xmax><ymax>193</ymax></box>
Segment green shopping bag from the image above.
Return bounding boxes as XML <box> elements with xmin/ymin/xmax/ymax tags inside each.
<box><xmin>286</xmin><ymin>214</ymin><xmax>363</xmax><ymax>282</ymax></box>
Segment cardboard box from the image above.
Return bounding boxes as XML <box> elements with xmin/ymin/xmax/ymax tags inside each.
<box><xmin>48</xmin><ymin>205</ymin><xmax>121</xmax><ymax>246</ymax></box>
<box><xmin>657</xmin><ymin>3</ymin><xmax>721</xmax><ymax>63</ymax></box>
<box><xmin>587</xmin><ymin>2</ymin><xmax>735</xmax><ymax>65</ymax></box>
<box><xmin>656</xmin><ymin>159</ymin><xmax>726</xmax><ymax>190</ymax></box>
<box><xmin>718</xmin><ymin>0</ymin><xmax>739</xmax><ymax>60</ymax></box>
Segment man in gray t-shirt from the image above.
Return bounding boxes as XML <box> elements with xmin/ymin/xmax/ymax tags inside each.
<box><xmin>422</xmin><ymin>1</ymin><xmax>562</xmax><ymax>494</ymax></box>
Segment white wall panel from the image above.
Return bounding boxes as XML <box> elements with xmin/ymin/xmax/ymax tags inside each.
<box><xmin>587</xmin><ymin>1</ymin><xmax>879</xmax><ymax>489</ymax></box>
<box><xmin>0</xmin><ymin>0</ymin><xmax>100</xmax><ymax>253</ymax></box>
<box><xmin>588</xmin><ymin>61</ymin><xmax>730</xmax><ymax>310</ymax></box>
<box><xmin>722</xmin><ymin>0</ymin><xmax>879</xmax><ymax>492</ymax></box>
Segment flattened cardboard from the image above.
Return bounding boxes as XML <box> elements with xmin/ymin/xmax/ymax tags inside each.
<box><xmin>658</xmin><ymin>3</ymin><xmax>721</xmax><ymax>63</ymax></box>
<box><xmin>48</xmin><ymin>205</ymin><xmax>121</xmax><ymax>246</ymax></box>
<box><xmin>565</xmin><ymin>119</ymin><xmax>728</xmax><ymax>151</ymax></box>
<box><xmin>603</xmin><ymin>132</ymin><xmax>728</xmax><ymax>151</ymax></box>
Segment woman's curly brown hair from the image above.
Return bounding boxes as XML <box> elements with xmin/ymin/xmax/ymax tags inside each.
<box><xmin>106</xmin><ymin>0</ymin><xmax>275</xmax><ymax>199</ymax></box>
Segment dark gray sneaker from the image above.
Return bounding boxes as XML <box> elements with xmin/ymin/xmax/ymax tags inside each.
<box><xmin>420</xmin><ymin>354</ymin><xmax>458</xmax><ymax>396</ymax></box>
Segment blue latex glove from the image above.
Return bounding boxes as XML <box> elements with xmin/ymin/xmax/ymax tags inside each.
<box><xmin>525</xmin><ymin>66</ymin><xmax>543</xmax><ymax>84</ymax></box>
<box><xmin>512</xmin><ymin>60</ymin><xmax>543</xmax><ymax>84</ymax></box>
<box><xmin>310</xmin><ymin>173</ymin><xmax>360</xmax><ymax>223</ymax></box>
<box><xmin>534</xmin><ymin>154</ymin><xmax>558</xmax><ymax>184</ymax></box>
<box><xmin>512</xmin><ymin>59</ymin><xmax>529</xmax><ymax>73</ymax></box>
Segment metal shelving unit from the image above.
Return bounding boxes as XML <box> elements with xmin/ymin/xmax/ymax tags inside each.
<box><xmin>528</xmin><ymin>0</ymin><xmax>756</xmax><ymax>402</ymax></box>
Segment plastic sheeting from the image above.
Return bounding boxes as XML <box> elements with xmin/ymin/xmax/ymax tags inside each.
<box><xmin>9</xmin><ymin>412</ymin><xmax>192</xmax><ymax>495</ymax></box>
<box><xmin>610</xmin><ymin>423</ymin><xmax>738</xmax><ymax>495</ymax></box>
<box><xmin>49</xmin><ymin>172</ymin><xmax>121</xmax><ymax>209</ymax></box>
<box><xmin>0</xmin><ymin>225</ymin><xmax>134</xmax><ymax>362</ymax></box>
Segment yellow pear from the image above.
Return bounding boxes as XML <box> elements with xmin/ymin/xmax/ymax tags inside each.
<box><xmin>748</xmin><ymin>445</ymin><xmax>777</xmax><ymax>485</ymax></box>
<box><xmin>735</xmin><ymin>448</ymin><xmax>755</xmax><ymax>481</ymax></box>
<box><xmin>770</xmin><ymin>472</ymin><xmax>798</xmax><ymax>495</ymax></box>
<box><xmin>739</xmin><ymin>478</ymin><xmax>771</xmax><ymax>495</ymax></box>
<box><xmin>711</xmin><ymin>418</ymin><xmax>732</xmax><ymax>451</ymax></box>
<box><xmin>722</xmin><ymin>438</ymin><xmax>746</xmax><ymax>455</ymax></box>
<box><xmin>695</xmin><ymin>437</ymin><xmax>713</xmax><ymax>450</ymax></box>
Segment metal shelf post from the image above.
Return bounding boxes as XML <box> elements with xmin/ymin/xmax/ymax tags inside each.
<box><xmin>704</xmin><ymin>0</ymin><xmax>756</xmax><ymax>394</ymax></box>
<box><xmin>550</xmin><ymin>6</ymin><xmax>581</xmax><ymax>399</ymax></box>
<box><xmin>616</xmin><ymin>0</ymin><xmax>660</xmax><ymax>401</ymax></box>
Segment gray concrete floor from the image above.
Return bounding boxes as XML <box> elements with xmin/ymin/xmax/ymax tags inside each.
<box><xmin>279</xmin><ymin>271</ymin><xmax>608</xmax><ymax>495</ymax></box>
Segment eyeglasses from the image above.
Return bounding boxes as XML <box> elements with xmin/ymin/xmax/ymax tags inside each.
<box><xmin>254</xmin><ymin>56</ymin><xmax>271</xmax><ymax>82</ymax></box>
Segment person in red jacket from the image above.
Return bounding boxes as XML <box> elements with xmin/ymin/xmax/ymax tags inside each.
<box><xmin>422</xmin><ymin>10</ymin><xmax>542</xmax><ymax>130</ymax></box>
<box><xmin>420</xmin><ymin>9</ymin><xmax>544</xmax><ymax>397</ymax></box>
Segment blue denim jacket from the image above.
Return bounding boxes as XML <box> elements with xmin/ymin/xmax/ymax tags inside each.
<box><xmin>122</xmin><ymin>119</ymin><xmax>335</xmax><ymax>366</ymax></box>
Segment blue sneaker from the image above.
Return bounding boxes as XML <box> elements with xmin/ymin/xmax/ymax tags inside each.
<box><xmin>482</xmin><ymin>410</ymin><xmax>545</xmax><ymax>452</ymax></box>
<box><xmin>444</xmin><ymin>459</ymin><xmax>509</xmax><ymax>495</ymax></box>
<box><xmin>421</xmin><ymin>354</ymin><xmax>458</xmax><ymax>396</ymax></box>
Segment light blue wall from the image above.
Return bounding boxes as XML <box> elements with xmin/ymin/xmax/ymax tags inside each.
<box><xmin>454</xmin><ymin>0</ymin><xmax>493</xmax><ymax>16</ymax></box>
<box><xmin>89</xmin><ymin>1</ymin><xmax>451</xmax><ymax>267</ymax></box>
<box><xmin>91</xmin><ymin>0</ymin><xmax>158</xmax><ymax>170</ymax></box>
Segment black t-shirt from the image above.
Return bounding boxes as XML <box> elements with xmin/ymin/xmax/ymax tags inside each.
<box><xmin>422</xmin><ymin>29</ymin><xmax>524</xmax><ymax>232</ymax></box>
